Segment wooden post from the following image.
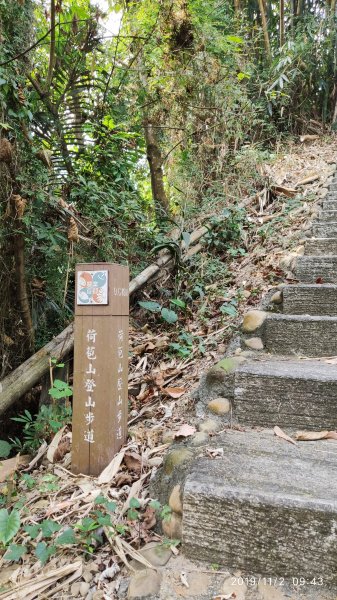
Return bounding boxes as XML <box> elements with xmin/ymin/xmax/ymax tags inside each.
<box><xmin>72</xmin><ymin>263</ymin><xmax>129</xmax><ymax>476</ymax></box>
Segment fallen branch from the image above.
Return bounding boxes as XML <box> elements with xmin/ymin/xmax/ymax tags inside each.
<box><xmin>0</xmin><ymin>221</ymin><xmax>214</xmax><ymax>414</ymax></box>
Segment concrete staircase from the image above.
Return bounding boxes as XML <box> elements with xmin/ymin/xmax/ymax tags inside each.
<box><xmin>164</xmin><ymin>177</ymin><xmax>337</xmax><ymax>590</ymax></box>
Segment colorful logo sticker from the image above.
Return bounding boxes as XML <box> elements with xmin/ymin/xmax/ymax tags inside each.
<box><xmin>77</xmin><ymin>270</ymin><xmax>108</xmax><ymax>305</ymax></box>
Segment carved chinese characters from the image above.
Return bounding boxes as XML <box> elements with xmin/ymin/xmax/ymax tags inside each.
<box><xmin>72</xmin><ymin>263</ymin><xmax>129</xmax><ymax>476</ymax></box>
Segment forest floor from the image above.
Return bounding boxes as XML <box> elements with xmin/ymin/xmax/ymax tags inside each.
<box><xmin>0</xmin><ymin>135</ymin><xmax>337</xmax><ymax>599</ymax></box>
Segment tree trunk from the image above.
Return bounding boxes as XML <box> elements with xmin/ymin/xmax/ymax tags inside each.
<box><xmin>280</xmin><ymin>0</ymin><xmax>285</xmax><ymax>47</ymax></box>
<box><xmin>234</xmin><ymin>0</ymin><xmax>241</xmax><ymax>13</ymax></box>
<box><xmin>258</xmin><ymin>0</ymin><xmax>272</xmax><ymax>60</ymax></box>
<box><xmin>13</xmin><ymin>226</ymin><xmax>35</xmax><ymax>354</ymax></box>
<box><xmin>143</xmin><ymin>118</ymin><xmax>170</xmax><ymax>219</ymax></box>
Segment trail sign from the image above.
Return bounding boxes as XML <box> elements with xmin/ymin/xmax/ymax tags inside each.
<box><xmin>72</xmin><ymin>263</ymin><xmax>129</xmax><ymax>476</ymax></box>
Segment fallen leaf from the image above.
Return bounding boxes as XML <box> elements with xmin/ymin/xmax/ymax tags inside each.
<box><xmin>180</xmin><ymin>571</ymin><xmax>189</xmax><ymax>588</ymax></box>
<box><xmin>295</xmin><ymin>430</ymin><xmax>337</xmax><ymax>441</ymax></box>
<box><xmin>273</xmin><ymin>426</ymin><xmax>297</xmax><ymax>446</ymax></box>
<box><xmin>47</xmin><ymin>426</ymin><xmax>67</xmax><ymax>463</ymax></box>
<box><xmin>162</xmin><ymin>387</ymin><xmax>185</xmax><ymax>399</ymax></box>
<box><xmin>205</xmin><ymin>447</ymin><xmax>224</xmax><ymax>458</ymax></box>
<box><xmin>0</xmin><ymin>455</ymin><xmax>30</xmax><ymax>483</ymax></box>
<box><xmin>124</xmin><ymin>451</ymin><xmax>143</xmax><ymax>474</ymax></box>
<box><xmin>173</xmin><ymin>424</ymin><xmax>196</xmax><ymax>438</ymax></box>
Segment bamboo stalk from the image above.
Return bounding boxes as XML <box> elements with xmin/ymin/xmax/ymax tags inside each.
<box><xmin>280</xmin><ymin>0</ymin><xmax>285</xmax><ymax>47</ymax></box>
<box><xmin>258</xmin><ymin>0</ymin><xmax>272</xmax><ymax>59</ymax></box>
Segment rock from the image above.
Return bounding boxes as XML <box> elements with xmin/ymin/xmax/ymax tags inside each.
<box><xmin>93</xmin><ymin>593</ymin><xmax>105</xmax><ymax>600</ymax></box>
<box><xmin>128</xmin><ymin>569</ymin><xmax>162</xmax><ymax>599</ymax></box>
<box><xmin>244</xmin><ymin>337</ymin><xmax>264</xmax><ymax>350</ymax></box>
<box><xmin>242</xmin><ymin>310</ymin><xmax>267</xmax><ymax>333</ymax></box>
<box><xmin>71</xmin><ymin>583</ymin><xmax>81</xmax><ymax>597</ymax></box>
<box><xmin>163</xmin><ymin>448</ymin><xmax>194</xmax><ymax>476</ymax></box>
<box><xmin>83</xmin><ymin>569</ymin><xmax>94</xmax><ymax>583</ymax></box>
<box><xmin>169</xmin><ymin>484</ymin><xmax>182</xmax><ymax>514</ymax></box>
<box><xmin>270</xmin><ymin>290</ymin><xmax>282</xmax><ymax>304</ymax></box>
<box><xmin>258</xmin><ymin>582</ymin><xmax>285</xmax><ymax>599</ymax></box>
<box><xmin>80</xmin><ymin>582</ymin><xmax>90</xmax><ymax>597</ymax></box>
<box><xmin>190</xmin><ymin>431</ymin><xmax>208</xmax><ymax>446</ymax></box>
<box><xmin>207</xmin><ymin>398</ymin><xmax>231</xmax><ymax>415</ymax></box>
<box><xmin>319</xmin><ymin>187</ymin><xmax>329</xmax><ymax>198</ymax></box>
<box><xmin>222</xmin><ymin>575</ymin><xmax>247</xmax><ymax>600</ymax></box>
<box><xmin>130</xmin><ymin>541</ymin><xmax>172</xmax><ymax>570</ymax></box>
<box><xmin>162</xmin><ymin>512</ymin><xmax>182</xmax><ymax>539</ymax></box>
<box><xmin>162</xmin><ymin>430</ymin><xmax>175</xmax><ymax>445</ymax></box>
<box><xmin>198</xmin><ymin>418</ymin><xmax>221</xmax><ymax>433</ymax></box>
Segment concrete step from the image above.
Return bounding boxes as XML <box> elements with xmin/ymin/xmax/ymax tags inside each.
<box><xmin>234</xmin><ymin>356</ymin><xmax>337</xmax><ymax>428</ymax></box>
<box><xmin>262</xmin><ymin>313</ymin><xmax>337</xmax><ymax>356</ymax></box>
<box><xmin>318</xmin><ymin>209</ymin><xmax>337</xmax><ymax>221</ymax></box>
<box><xmin>304</xmin><ymin>238</ymin><xmax>337</xmax><ymax>255</ymax></box>
<box><xmin>295</xmin><ymin>255</ymin><xmax>337</xmax><ymax>282</ymax></box>
<box><xmin>183</xmin><ymin>430</ymin><xmax>337</xmax><ymax>583</ymax></box>
<box><xmin>312</xmin><ymin>222</ymin><xmax>337</xmax><ymax>237</ymax></box>
<box><xmin>322</xmin><ymin>198</ymin><xmax>337</xmax><ymax>210</ymax></box>
<box><xmin>329</xmin><ymin>181</ymin><xmax>337</xmax><ymax>191</ymax></box>
<box><xmin>282</xmin><ymin>284</ymin><xmax>337</xmax><ymax>316</ymax></box>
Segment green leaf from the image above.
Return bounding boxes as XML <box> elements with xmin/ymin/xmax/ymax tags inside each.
<box><xmin>0</xmin><ymin>440</ymin><xmax>11</xmax><ymax>458</ymax></box>
<box><xmin>0</xmin><ymin>509</ymin><xmax>20</xmax><ymax>544</ymax></box>
<box><xmin>55</xmin><ymin>528</ymin><xmax>77</xmax><ymax>545</ymax></box>
<box><xmin>138</xmin><ymin>301</ymin><xmax>161</xmax><ymax>313</ymax></box>
<box><xmin>161</xmin><ymin>308</ymin><xmax>178</xmax><ymax>324</ymax></box>
<box><xmin>4</xmin><ymin>544</ymin><xmax>27</xmax><ymax>561</ymax></box>
<box><xmin>225</xmin><ymin>35</ymin><xmax>244</xmax><ymax>44</ymax></box>
<box><xmin>127</xmin><ymin>509</ymin><xmax>139</xmax><ymax>521</ymax></box>
<box><xmin>40</xmin><ymin>520</ymin><xmax>62</xmax><ymax>538</ymax></box>
<box><xmin>182</xmin><ymin>231</ymin><xmax>191</xmax><ymax>248</ymax></box>
<box><xmin>35</xmin><ymin>541</ymin><xmax>56</xmax><ymax>564</ymax></box>
<box><xmin>129</xmin><ymin>497</ymin><xmax>141</xmax><ymax>509</ymax></box>
<box><xmin>149</xmin><ymin>500</ymin><xmax>161</xmax><ymax>511</ymax></box>
<box><xmin>24</xmin><ymin>524</ymin><xmax>40</xmax><ymax>539</ymax></box>
<box><xmin>170</xmin><ymin>298</ymin><xmax>186</xmax><ymax>309</ymax></box>
<box><xmin>220</xmin><ymin>303</ymin><xmax>237</xmax><ymax>317</ymax></box>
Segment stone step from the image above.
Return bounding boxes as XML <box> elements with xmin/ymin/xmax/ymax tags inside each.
<box><xmin>304</xmin><ymin>238</ymin><xmax>337</xmax><ymax>255</ymax></box>
<box><xmin>295</xmin><ymin>255</ymin><xmax>337</xmax><ymax>282</ymax></box>
<box><xmin>322</xmin><ymin>198</ymin><xmax>337</xmax><ymax>210</ymax></box>
<box><xmin>282</xmin><ymin>284</ymin><xmax>337</xmax><ymax>316</ymax></box>
<box><xmin>329</xmin><ymin>181</ymin><xmax>337</xmax><ymax>191</ymax></box>
<box><xmin>234</xmin><ymin>357</ymin><xmax>337</xmax><ymax>428</ymax></box>
<box><xmin>318</xmin><ymin>209</ymin><xmax>337</xmax><ymax>221</ymax></box>
<box><xmin>312</xmin><ymin>222</ymin><xmax>337</xmax><ymax>237</ymax></box>
<box><xmin>262</xmin><ymin>313</ymin><xmax>337</xmax><ymax>356</ymax></box>
<box><xmin>183</xmin><ymin>430</ymin><xmax>337</xmax><ymax>583</ymax></box>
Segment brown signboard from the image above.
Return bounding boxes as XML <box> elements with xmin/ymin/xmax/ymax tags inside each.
<box><xmin>72</xmin><ymin>263</ymin><xmax>129</xmax><ymax>476</ymax></box>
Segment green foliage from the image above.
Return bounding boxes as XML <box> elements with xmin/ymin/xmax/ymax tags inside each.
<box><xmin>0</xmin><ymin>509</ymin><xmax>20</xmax><ymax>545</ymax></box>
<box><xmin>138</xmin><ymin>301</ymin><xmax>179</xmax><ymax>324</ymax></box>
<box><xmin>9</xmin><ymin>404</ymin><xmax>71</xmax><ymax>454</ymax></box>
<box><xmin>0</xmin><ymin>441</ymin><xmax>11</xmax><ymax>459</ymax></box>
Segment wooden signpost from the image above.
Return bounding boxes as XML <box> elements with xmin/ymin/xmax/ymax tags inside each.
<box><xmin>72</xmin><ymin>263</ymin><xmax>129</xmax><ymax>476</ymax></box>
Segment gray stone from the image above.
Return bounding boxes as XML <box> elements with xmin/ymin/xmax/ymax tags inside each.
<box><xmin>71</xmin><ymin>583</ymin><xmax>81</xmax><ymax>597</ymax></box>
<box><xmin>128</xmin><ymin>569</ymin><xmax>162</xmax><ymax>599</ymax></box>
<box><xmin>234</xmin><ymin>357</ymin><xmax>337</xmax><ymax>429</ymax></box>
<box><xmin>163</xmin><ymin>449</ymin><xmax>194</xmax><ymax>476</ymax></box>
<box><xmin>263</xmin><ymin>313</ymin><xmax>337</xmax><ymax>356</ymax></box>
<box><xmin>270</xmin><ymin>290</ymin><xmax>282</xmax><ymax>304</ymax></box>
<box><xmin>318</xmin><ymin>209</ymin><xmax>337</xmax><ymax>221</ymax></box>
<box><xmin>190</xmin><ymin>431</ymin><xmax>209</xmax><ymax>446</ymax></box>
<box><xmin>305</xmin><ymin>237</ymin><xmax>337</xmax><ymax>255</ymax></box>
<box><xmin>198</xmin><ymin>356</ymin><xmax>246</xmax><ymax>403</ymax></box>
<box><xmin>198</xmin><ymin>418</ymin><xmax>221</xmax><ymax>433</ymax></box>
<box><xmin>329</xmin><ymin>181</ymin><xmax>337</xmax><ymax>191</ymax></box>
<box><xmin>80</xmin><ymin>582</ymin><xmax>90</xmax><ymax>597</ymax></box>
<box><xmin>257</xmin><ymin>582</ymin><xmax>285</xmax><ymax>599</ymax></box>
<box><xmin>282</xmin><ymin>284</ymin><xmax>337</xmax><ymax>316</ymax></box>
<box><xmin>130</xmin><ymin>542</ymin><xmax>172</xmax><ymax>570</ymax></box>
<box><xmin>182</xmin><ymin>430</ymin><xmax>337</xmax><ymax>583</ymax></box>
<box><xmin>222</xmin><ymin>575</ymin><xmax>247</xmax><ymax>599</ymax></box>
<box><xmin>295</xmin><ymin>255</ymin><xmax>337</xmax><ymax>282</ymax></box>
<box><xmin>322</xmin><ymin>197</ymin><xmax>337</xmax><ymax>211</ymax></box>
<box><xmin>312</xmin><ymin>222</ymin><xmax>337</xmax><ymax>237</ymax></box>
<box><xmin>244</xmin><ymin>337</ymin><xmax>264</xmax><ymax>350</ymax></box>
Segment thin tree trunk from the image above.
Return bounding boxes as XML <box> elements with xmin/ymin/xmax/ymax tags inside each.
<box><xmin>234</xmin><ymin>0</ymin><xmax>241</xmax><ymax>13</ymax></box>
<box><xmin>280</xmin><ymin>0</ymin><xmax>285</xmax><ymax>47</ymax></box>
<box><xmin>13</xmin><ymin>226</ymin><xmax>35</xmax><ymax>354</ymax></box>
<box><xmin>46</xmin><ymin>0</ymin><xmax>56</xmax><ymax>87</ymax></box>
<box><xmin>143</xmin><ymin>118</ymin><xmax>170</xmax><ymax>218</ymax></box>
<box><xmin>258</xmin><ymin>0</ymin><xmax>271</xmax><ymax>60</ymax></box>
